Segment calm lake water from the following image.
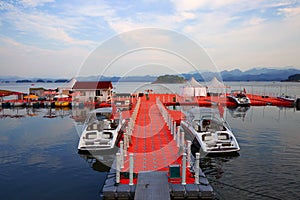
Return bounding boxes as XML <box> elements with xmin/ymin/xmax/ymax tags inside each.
<box><xmin>0</xmin><ymin>82</ymin><xmax>300</xmax><ymax>200</ymax></box>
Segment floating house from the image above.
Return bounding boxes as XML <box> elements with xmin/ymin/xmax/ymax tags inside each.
<box><xmin>72</xmin><ymin>81</ymin><xmax>113</xmax><ymax>103</ymax></box>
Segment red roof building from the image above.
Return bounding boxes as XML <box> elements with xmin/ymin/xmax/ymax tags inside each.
<box><xmin>72</xmin><ymin>81</ymin><xmax>113</xmax><ymax>103</ymax></box>
<box><xmin>72</xmin><ymin>81</ymin><xmax>113</xmax><ymax>90</ymax></box>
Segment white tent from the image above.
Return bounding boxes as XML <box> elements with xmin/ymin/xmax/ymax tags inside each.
<box><xmin>181</xmin><ymin>77</ymin><xmax>207</xmax><ymax>97</ymax></box>
<box><xmin>206</xmin><ymin>77</ymin><xmax>229</xmax><ymax>94</ymax></box>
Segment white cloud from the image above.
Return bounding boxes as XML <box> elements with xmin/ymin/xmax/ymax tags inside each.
<box><xmin>1</xmin><ymin>0</ymin><xmax>300</xmax><ymax>77</ymax></box>
<box><xmin>20</xmin><ymin>0</ymin><xmax>55</xmax><ymax>7</ymax></box>
<box><xmin>278</xmin><ymin>6</ymin><xmax>300</xmax><ymax>17</ymax></box>
<box><xmin>203</xmin><ymin>14</ymin><xmax>300</xmax><ymax>69</ymax></box>
<box><xmin>247</xmin><ymin>17</ymin><xmax>266</xmax><ymax>26</ymax></box>
<box><xmin>2</xmin><ymin>4</ymin><xmax>96</xmax><ymax>47</ymax></box>
<box><xmin>0</xmin><ymin>37</ymin><xmax>90</xmax><ymax>77</ymax></box>
<box><xmin>170</xmin><ymin>0</ymin><xmax>241</xmax><ymax>12</ymax></box>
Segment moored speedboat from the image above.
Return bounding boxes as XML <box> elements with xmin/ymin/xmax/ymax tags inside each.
<box><xmin>55</xmin><ymin>101</ymin><xmax>70</xmax><ymax>107</ymax></box>
<box><xmin>181</xmin><ymin>107</ymin><xmax>240</xmax><ymax>155</ymax></box>
<box><xmin>277</xmin><ymin>94</ymin><xmax>296</xmax><ymax>103</ymax></box>
<box><xmin>227</xmin><ymin>90</ymin><xmax>251</xmax><ymax>106</ymax></box>
<box><xmin>78</xmin><ymin>107</ymin><xmax>125</xmax><ymax>153</ymax></box>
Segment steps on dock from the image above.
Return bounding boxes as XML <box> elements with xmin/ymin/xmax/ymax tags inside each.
<box><xmin>134</xmin><ymin>171</ymin><xmax>170</xmax><ymax>200</ymax></box>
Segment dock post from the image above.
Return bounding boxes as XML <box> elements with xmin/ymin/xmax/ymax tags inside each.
<box><xmin>195</xmin><ymin>153</ymin><xmax>200</xmax><ymax>184</ymax></box>
<box><xmin>173</xmin><ymin>121</ymin><xmax>177</xmax><ymax>136</ymax></box>
<box><xmin>124</xmin><ymin>135</ymin><xmax>127</xmax><ymax>157</ymax></box>
<box><xmin>182</xmin><ymin>153</ymin><xmax>186</xmax><ymax>185</ymax></box>
<box><xmin>173</xmin><ymin>126</ymin><xmax>178</xmax><ymax>140</ymax></box>
<box><xmin>129</xmin><ymin>153</ymin><xmax>134</xmax><ymax>186</ymax></box>
<box><xmin>126</xmin><ymin>133</ymin><xmax>130</xmax><ymax>148</ymax></box>
<box><xmin>170</xmin><ymin>119</ymin><xmax>173</xmax><ymax>135</ymax></box>
<box><xmin>180</xmin><ymin>132</ymin><xmax>185</xmax><ymax>149</ymax></box>
<box><xmin>120</xmin><ymin>141</ymin><xmax>124</xmax><ymax>169</ymax></box>
<box><xmin>177</xmin><ymin>130</ymin><xmax>180</xmax><ymax>147</ymax></box>
<box><xmin>187</xmin><ymin>140</ymin><xmax>191</xmax><ymax>168</ymax></box>
<box><xmin>116</xmin><ymin>152</ymin><xmax>120</xmax><ymax>184</ymax></box>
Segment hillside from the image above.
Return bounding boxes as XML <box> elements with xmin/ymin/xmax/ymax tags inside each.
<box><xmin>152</xmin><ymin>75</ymin><xmax>186</xmax><ymax>84</ymax></box>
<box><xmin>1</xmin><ymin>67</ymin><xmax>300</xmax><ymax>82</ymax></box>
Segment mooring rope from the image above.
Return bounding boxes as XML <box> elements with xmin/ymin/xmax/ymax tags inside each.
<box><xmin>207</xmin><ymin>177</ymin><xmax>282</xmax><ymax>200</ymax></box>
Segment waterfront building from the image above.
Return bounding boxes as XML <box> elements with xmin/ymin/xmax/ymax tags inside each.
<box><xmin>72</xmin><ymin>81</ymin><xmax>113</xmax><ymax>104</ymax></box>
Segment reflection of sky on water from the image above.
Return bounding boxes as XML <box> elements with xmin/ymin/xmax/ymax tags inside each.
<box><xmin>210</xmin><ymin>107</ymin><xmax>300</xmax><ymax>199</ymax></box>
<box><xmin>0</xmin><ymin>112</ymin><xmax>105</xmax><ymax>200</ymax></box>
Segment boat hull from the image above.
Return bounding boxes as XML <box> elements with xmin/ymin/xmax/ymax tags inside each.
<box><xmin>181</xmin><ymin>120</ymin><xmax>240</xmax><ymax>155</ymax></box>
<box><xmin>227</xmin><ymin>96</ymin><xmax>251</xmax><ymax>106</ymax></box>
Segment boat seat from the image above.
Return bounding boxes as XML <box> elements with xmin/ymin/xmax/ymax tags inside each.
<box><xmin>202</xmin><ymin>134</ymin><xmax>213</xmax><ymax>141</ymax></box>
<box><xmin>85</xmin><ymin>132</ymin><xmax>97</xmax><ymax>140</ymax></box>
<box><xmin>85</xmin><ymin>141</ymin><xmax>94</xmax><ymax>145</ymax></box>
<box><xmin>218</xmin><ymin>133</ymin><xmax>229</xmax><ymax>140</ymax></box>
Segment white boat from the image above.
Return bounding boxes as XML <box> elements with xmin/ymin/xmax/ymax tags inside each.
<box><xmin>228</xmin><ymin>90</ymin><xmax>251</xmax><ymax>106</ymax></box>
<box><xmin>78</xmin><ymin>107</ymin><xmax>125</xmax><ymax>153</ymax></box>
<box><xmin>277</xmin><ymin>94</ymin><xmax>296</xmax><ymax>103</ymax></box>
<box><xmin>181</xmin><ymin>107</ymin><xmax>240</xmax><ymax>154</ymax></box>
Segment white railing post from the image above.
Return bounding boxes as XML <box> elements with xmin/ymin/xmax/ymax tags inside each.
<box><xmin>120</xmin><ymin>141</ymin><xmax>124</xmax><ymax>169</ymax></box>
<box><xmin>182</xmin><ymin>153</ymin><xmax>186</xmax><ymax>185</ymax></box>
<box><xmin>177</xmin><ymin>130</ymin><xmax>180</xmax><ymax>147</ymax></box>
<box><xmin>173</xmin><ymin>121</ymin><xmax>177</xmax><ymax>136</ymax></box>
<box><xmin>173</xmin><ymin>126</ymin><xmax>177</xmax><ymax>140</ymax></box>
<box><xmin>195</xmin><ymin>152</ymin><xmax>200</xmax><ymax>184</ymax></box>
<box><xmin>126</xmin><ymin>133</ymin><xmax>130</xmax><ymax>148</ymax></box>
<box><xmin>129</xmin><ymin>153</ymin><xmax>134</xmax><ymax>185</ymax></box>
<box><xmin>187</xmin><ymin>140</ymin><xmax>191</xmax><ymax>168</ymax></box>
<box><xmin>170</xmin><ymin>119</ymin><xmax>173</xmax><ymax>135</ymax></box>
<box><xmin>124</xmin><ymin>134</ymin><xmax>127</xmax><ymax>157</ymax></box>
<box><xmin>116</xmin><ymin>152</ymin><xmax>120</xmax><ymax>184</ymax></box>
<box><xmin>180</xmin><ymin>132</ymin><xmax>185</xmax><ymax>149</ymax></box>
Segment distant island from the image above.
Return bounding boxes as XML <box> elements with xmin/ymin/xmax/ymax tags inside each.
<box><xmin>282</xmin><ymin>74</ymin><xmax>300</xmax><ymax>82</ymax></box>
<box><xmin>1</xmin><ymin>67</ymin><xmax>300</xmax><ymax>83</ymax></box>
<box><xmin>11</xmin><ymin>79</ymin><xmax>69</xmax><ymax>83</ymax></box>
<box><xmin>153</xmin><ymin>75</ymin><xmax>186</xmax><ymax>84</ymax></box>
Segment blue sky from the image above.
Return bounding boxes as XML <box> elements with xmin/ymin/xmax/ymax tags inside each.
<box><xmin>0</xmin><ymin>0</ymin><xmax>300</xmax><ymax>78</ymax></box>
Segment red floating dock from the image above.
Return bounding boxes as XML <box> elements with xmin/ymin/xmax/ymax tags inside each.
<box><xmin>120</xmin><ymin>95</ymin><xmax>194</xmax><ymax>184</ymax></box>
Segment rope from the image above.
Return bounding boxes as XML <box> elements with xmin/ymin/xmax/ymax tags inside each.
<box><xmin>207</xmin><ymin>177</ymin><xmax>282</xmax><ymax>200</ymax></box>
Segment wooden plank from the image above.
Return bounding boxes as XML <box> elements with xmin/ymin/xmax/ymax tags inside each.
<box><xmin>134</xmin><ymin>172</ymin><xmax>170</xmax><ymax>200</ymax></box>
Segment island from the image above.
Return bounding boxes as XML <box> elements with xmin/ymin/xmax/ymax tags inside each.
<box><xmin>282</xmin><ymin>74</ymin><xmax>300</xmax><ymax>82</ymax></box>
<box><xmin>152</xmin><ymin>75</ymin><xmax>186</xmax><ymax>84</ymax></box>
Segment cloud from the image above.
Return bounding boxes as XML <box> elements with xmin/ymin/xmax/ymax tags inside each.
<box><xmin>1</xmin><ymin>1</ymin><xmax>96</xmax><ymax>48</ymax></box>
<box><xmin>278</xmin><ymin>6</ymin><xmax>300</xmax><ymax>17</ymax></box>
<box><xmin>1</xmin><ymin>0</ymin><xmax>300</xmax><ymax>77</ymax></box>
<box><xmin>0</xmin><ymin>37</ymin><xmax>89</xmax><ymax>77</ymax></box>
<box><xmin>20</xmin><ymin>0</ymin><xmax>55</xmax><ymax>7</ymax></box>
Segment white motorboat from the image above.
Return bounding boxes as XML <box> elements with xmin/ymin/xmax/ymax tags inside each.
<box><xmin>78</xmin><ymin>107</ymin><xmax>125</xmax><ymax>153</ymax></box>
<box><xmin>228</xmin><ymin>90</ymin><xmax>251</xmax><ymax>106</ymax></box>
<box><xmin>181</xmin><ymin>107</ymin><xmax>240</xmax><ymax>154</ymax></box>
<box><xmin>277</xmin><ymin>94</ymin><xmax>296</xmax><ymax>103</ymax></box>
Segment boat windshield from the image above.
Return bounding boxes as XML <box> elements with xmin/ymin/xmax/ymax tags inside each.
<box><xmin>85</xmin><ymin>111</ymin><xmax>112</xmax><ymax>125</ymax></box>
<box><xmin>96</xmin><ymin>112</ymin><xmax>111</xmax><ymax>121</ymax></box>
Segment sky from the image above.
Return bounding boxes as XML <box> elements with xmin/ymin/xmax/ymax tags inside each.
<box><xmin>0</xmin><ymin>0</ymin><xmax>300</xmax><ymax>78</ymax></box>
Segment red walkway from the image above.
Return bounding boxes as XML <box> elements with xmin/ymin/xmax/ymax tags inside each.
<box><xmin>120</xmin><ymin>95</ymin><xmax>193</xmax><ymax>184</ymax></box>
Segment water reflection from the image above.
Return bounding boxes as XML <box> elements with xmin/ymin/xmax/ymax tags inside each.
<box><xmin>0</xmin><ymin>107</ymin><xmax>73</xmax><ymax>119</ymax></box>
<box><xmin>201</xmin><ymin>155</ymin><xmax>239</xmax><ymax>179</ymax></box>
<box><xmin>78</xmin><ymin>153</ymin><xmax>114</xmax><ymax>173</ymax></box>
<box><xmin>227</xmin><ymin>106</ymin><xmax>250</xmax><ymax>120</ymax></box>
